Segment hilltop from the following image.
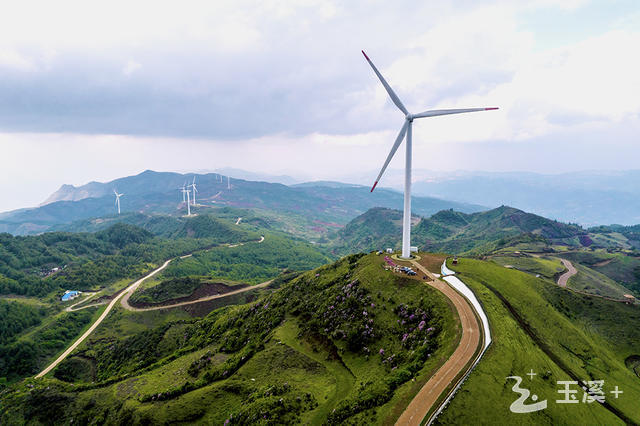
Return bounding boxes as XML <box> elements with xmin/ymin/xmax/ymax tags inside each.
<box><xmin>329</xmin><ymin>205</ymin><xmax>587</xmax><ymax>256</ymax></box>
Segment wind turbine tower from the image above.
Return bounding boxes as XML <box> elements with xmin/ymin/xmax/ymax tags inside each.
<box><xmin>113</xmin><ymin>189</ymin><xmax>124</xmax><ymax>215</ymax></box>
<box><xmin>227</xmin><ymin>176</ymin><xmax>231</xmax><ymax>190</ymax></box>
<box><xmin>180</xmin><ymin>185</ymin><xmax>191</xmax><ymax>216</ymax></box>
<box><xmin>362</xmin><ymin>50</ymin><xmax>498</xmax><ymax>259</ymax></box>
<box><xmin>191</xmin><ymin>176</ymin><xmax>198</xmax><ymax>205</ymax></box>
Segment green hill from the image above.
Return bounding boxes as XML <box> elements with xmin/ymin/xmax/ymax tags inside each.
<box><xmin>415</xmin><ymin>206</ymin><xmax>584</xmax><ymax>254</ymax></box>
<box><xmin>434</xmin><ymin>258</ymin><xmax>640</xmax><ymax>425</ymax></box>
<box><xmin>329</xmin><ymin>205</ymin><xmax>586</xmax><ymax>256</ymax></box>
<box><xmin>0</xmin><ymin>253</ymin><xmax>460</xmax><ymax>425</ymax></box>
<box><xmin>328</xmin><ymin>207</ymin><xmax>407</xmax><ymax>255</ymax></box>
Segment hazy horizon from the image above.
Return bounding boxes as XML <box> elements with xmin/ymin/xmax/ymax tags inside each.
<box><xmin>2</xmin><ymin>1</ymin><xmax>639</xmax><ymax>213</ymax></box>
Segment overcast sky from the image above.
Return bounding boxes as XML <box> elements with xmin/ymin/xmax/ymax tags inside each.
<box><xmin>1</xmin><ymin>0</ymin><xmax>639</xmax><ymax>212</ymax></box>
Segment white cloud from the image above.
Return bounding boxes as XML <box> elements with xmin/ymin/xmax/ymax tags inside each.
<box><xmin>1</xmin><ymin>0</ymin><xmax>640</xmax><ymax>213</ymax></box>
<box><xmin>122</xmin><ymin>60</ymin><xmax>142</xmax><ymax>76</ymax></box>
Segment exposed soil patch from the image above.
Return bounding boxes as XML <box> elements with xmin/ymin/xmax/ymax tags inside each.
<box><xmin>129</xmin><ymin>282</ymin><xmax>249</xmax><ymax>309</ymax></box>
<box><xmin>415</xmin><ymin>253</ymin><xmax>447</xmax><ymax>275</ymax></box>
<box><xmin>625</xmin><ymin>355</ymin><xmax>640</xmax><ymax>379</ymax></box>
<box><xmin>179</xmin><ymin>290</ymin><xmax>262</xmax><ymax>317</ymax></box>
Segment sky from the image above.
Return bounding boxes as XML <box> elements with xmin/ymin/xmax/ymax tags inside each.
<box><xmin>1</xmin><ymin>0</ymin><xmax>640</xmax><ymax>212</ymax></box>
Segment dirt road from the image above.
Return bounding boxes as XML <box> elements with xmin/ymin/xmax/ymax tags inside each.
<box><xmin>64</xmin><ymin>292</ymin><xmax>97</xmax><ymax>312</ymax></box>
<box><xmin>36</xmin><ymin>258</ymin><xmax>173</xmax><ymax>378</ymax></box>
<box><xmin>37</xmin><ymin>236</ymin><xmax>266</xmax><ymax>378</ymax></box>
<box><xmin>557</xmin><ymin>259</ymin><xmax>577</xmax><ymax>287</ymax></box>
<box><xmin>395</xmin><ymin>261</ymin><xmax>482</xmax><ymax>426</ymax></box>
<box><xmin>121</xmin><ymin>279</ymin><xmax>272</xmax><ymax>312</ymax></box>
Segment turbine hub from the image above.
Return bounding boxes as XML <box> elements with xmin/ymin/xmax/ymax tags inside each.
<box><xmin>406</xmin><ymin>113</ymin><xmax>413</xmax><ymax>122</ymax></box>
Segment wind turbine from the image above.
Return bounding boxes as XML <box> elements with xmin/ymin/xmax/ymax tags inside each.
<box><xmin>362</xmin><ymin>50</ymin><xmax>498</xmax><ymax>259</ymax></box>
<box><xmin>191</xmin><ymin>176</ymin><xmax>198</xmax><ymax>205</ymax></box>
<box><xmin>181</xmin><ymin>182</ymin><xmax>187</xmax><ymax>203</ymax></box>
<box><xmin>113</xmin><ymin>189</ymin><xmax>124</xmax><ymax>215</ymax></box>
<box><xmin>227</xmin><ymin>175</ymin><xmax>231</xmax><ymax>190</ymax></box>
<box><xmin>180</xmin><ymin>185</ymin><xmax>191</xmax><ymax>216</ymax></box>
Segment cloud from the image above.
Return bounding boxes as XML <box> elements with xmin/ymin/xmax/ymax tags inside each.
<box><xmin>1</xmin><ymin>0</ymin><xmax>640</xmax><ymax>214</ymax></box>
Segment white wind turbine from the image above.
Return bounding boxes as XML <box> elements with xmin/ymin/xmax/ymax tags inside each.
<box><xmin>180</xmin><ymin>185</ymin><xmax>191</xmax><ymax>216</ymax></box>
<box><xmin>227</xmin><ymin>175</ymin><xmax>231</xmax><ymax>190</ymax></box>
<box><xmin>362</xmin><ymin>50</ymin><xmax>498</xmax><ymax>259</ymax></box>
<box><xmin>113</xmin><ymin>189</ymin><xmax>124</xmax><ymax>215</ymax></box>
<box><xmin>190</xmin><ymin>176</ymin><xmax>198</xmax><ymax>205</ymax></box>
<box><xmin>181</xmin><ymin>182</ymin><xmax>187</xmax><ymax>203</ymax></box>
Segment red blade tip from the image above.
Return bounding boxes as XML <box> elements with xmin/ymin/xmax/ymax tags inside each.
<box><xmin>361</xmin><ymin>50</ymin><xmax>370</xmax><ymax>60</ymax></box>
<box><xmin>370</xmin><ymin>181</ymin><xmax>378</xmax><ymax>192</ymax></box>
<box><xmin>485</xmin><ymin>107</ymin><xmax>499</xmax><ymax>110</ymax></box>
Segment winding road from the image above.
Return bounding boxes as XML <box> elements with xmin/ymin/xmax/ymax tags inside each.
<box><xmin>395</xmin><ymin>261</ymin><xmax>485</xmax><ymax>426</ymax></box>
<box><xmin>557</xmin><ymin>258</ymin><xmax>577</xmax><ymax>287</ymax></box>
<box><xmin>120</xmin><ymin>279</ymin><xmax>272</xmax><ymax>312</ymax></box>
<box><xmin>36</xmin><ymin>258</ymin><xmax>173</xmax><ymax>378</ymax></box>
<box><xmin>36</xmin><ymin>236</ymin><xmax>265</xmax><ymax>378</ymax></box>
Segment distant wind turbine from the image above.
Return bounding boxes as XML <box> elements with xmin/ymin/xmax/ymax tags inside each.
<box><xmin>180</xmin><ymin>185</ymin><xmax>191</xmax><ymax>216</ymax></box>
<box><xmin>113</xmin><ymin>189</ymin><xmax>124</xmax><ymax>215</ymax></box>
<box><xmin>181</xmin><ymin>182</ymin><xmax>187</xmax><ymax>203</ymax></box>
<box><xmin>191</xmin><ymin>176</ymin><xmax>198</xmax><ymax>205</ymax></box>
<box><xmin>227</xmin><ymin>176</ymin><xmax>231</xmax><ymax>190</ymax></box>
<box><xmin>362</xmin><ymin>50</ymin><xmax>498</xmax><ymax>259</ymax></box>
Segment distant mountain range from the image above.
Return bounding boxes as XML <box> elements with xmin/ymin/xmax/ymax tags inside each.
<box><xmin>402</xmin><ymin>170</ymin><xmax>640</xmax><ymax>226</ymax></box>
<box><xmin>0</xmin><ymin>170</ymin><xmax>482</xmax><ymax>235</ymax></box>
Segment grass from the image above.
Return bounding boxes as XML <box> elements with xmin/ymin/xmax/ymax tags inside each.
<box><xmin>490</xmin><ymin>255</ymin><xmax>565</xmax><ymax>279</ymax></box>
<box><xmin>274</xmin><ymin>318</ymin><xmax>355</xmax><ymax>424</ymax></box>
<box><xmin>434</xmin><ymin>258</ymin><xmax>640</xmax><ymax>425</ymax></box>
<box><xmin>567</xmin><ymin>263</ymin><xmax>633</xmax><ymax>299</ymax></box>
<box><xmin>1</xmin><ymin>253</ymin><xmax>462</xmax><ymax>425</ymax></box>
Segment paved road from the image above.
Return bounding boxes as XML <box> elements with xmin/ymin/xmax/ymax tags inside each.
<box><xmin>395</xmin><ymin>261</ymin><xmax>482</xmax><ymax>426</ymax></box>
<box><xmin>557</xmin><ymin>259</ymin><xmax>577</xmax><ymax>287</ymax></box>
<box><xmin>35</xmin><ymin>258</ymin><xmax>173</xmax><ymax>378</ymax></box>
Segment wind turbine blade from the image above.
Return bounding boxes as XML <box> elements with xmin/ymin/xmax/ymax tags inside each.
<box><xmin>371</xmin><ymin>120</ymin><xmax>409</xmax><ymax>192</ymax></box>
<box><xmin>413</xmin><ymin>107</ymin><xmax>498</xmax><ymax>119</ymax></box>
<box><xmin>362</xmin><ymin>50</ymin><xmax>408</xmax><ymax>115</ymax></box>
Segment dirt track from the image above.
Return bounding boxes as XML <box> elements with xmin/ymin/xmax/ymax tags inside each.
<box><xmin>395</xmin><ymin>261</ymin><xmax>481</xmax><ymax>426</ymax></box>
<box><xmin>557</xmin><ymin>259</ymin><xmax>577</xmax><ymax>287</ymax></box>
<box><xmin>120</xmin><ymin>279</ymin><xmax>272</xmax><ymax>312</ymax></box>
<box><xmin>36</xmin><ymin>236</ymin><xmax>265</xmax><ymax>378</ymax></box>
<box><xmin>36</xmin><ymin>258</ymin><xmax>173</xmax><ymax>378</ymax></box>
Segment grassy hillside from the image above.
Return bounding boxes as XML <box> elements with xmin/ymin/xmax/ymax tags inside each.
<box><xmin>414</xmin><ymin>206</ymin><xmax>584</xmax><ymax>254</ymax></box>
<box><xmin>435</xmin><ymin>258</ymin><xmax>640</xmax><ymax>425</ymax></box>
<box><xmin>328</xmin><ymin>207</ymin><xmax>406</xmax><ymax>255</ymax></box>
<box><xmin>329</xmin><ymin>205</ymin><xmax>586</xmax><ymax>256</ymax></box>
<box><xmin>0</xmin><ymin>253</ymin><xmax>460</xmax><ymax>425</ymax></box>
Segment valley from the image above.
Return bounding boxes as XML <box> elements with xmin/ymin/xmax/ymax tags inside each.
<box><xmin>1</xmin><ymin>172</ymin><xmax>639</xmax><ymax>425</ymax></box>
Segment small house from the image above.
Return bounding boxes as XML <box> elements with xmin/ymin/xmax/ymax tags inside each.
<box><xmin>61</xmin><ymin>290</ymin><xmax>80</xmax><ymax>302</ymax></box>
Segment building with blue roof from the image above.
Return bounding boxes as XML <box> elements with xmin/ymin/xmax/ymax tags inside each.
<box><xmin>61</xmin><ymin>290</ymin><xmax>80</xmax><ymax>301</ymax></box>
